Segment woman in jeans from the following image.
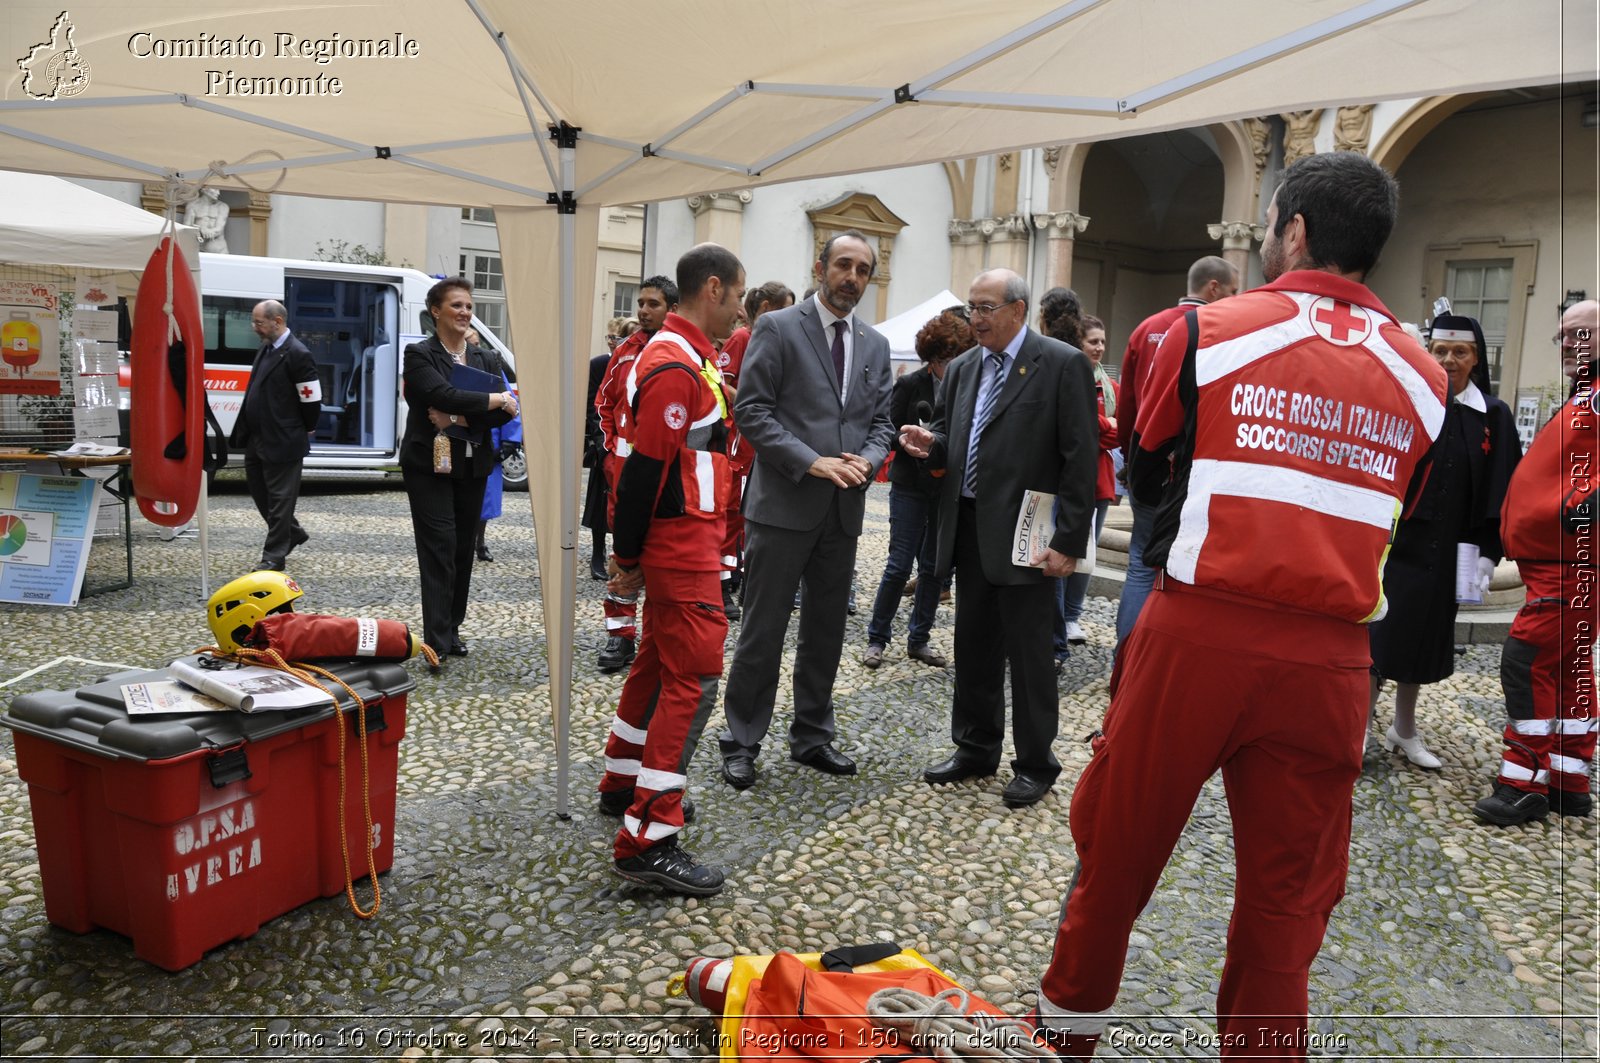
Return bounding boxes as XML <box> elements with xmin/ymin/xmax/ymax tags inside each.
<box><xmin>1056</xmin><ymin>315</ymin><xmax>1118</xmax><ymax>657</ymax></box>
<box><xmin>862</xmin><ymin>309</ymin><xmax>973</xmax><ymax>668</ymax></box>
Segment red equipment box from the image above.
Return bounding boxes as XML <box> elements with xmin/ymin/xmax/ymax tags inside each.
<box><xmin>1</xmin><ymin>656</ymin><xmax>413</xmax><ymax>971</ymax></box>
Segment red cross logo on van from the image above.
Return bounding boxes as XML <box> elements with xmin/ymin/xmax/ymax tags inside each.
<box><xmin>1309</xmin><ymin>297</ymin><xmax>1371</xmax><ymax>347</ymax></box>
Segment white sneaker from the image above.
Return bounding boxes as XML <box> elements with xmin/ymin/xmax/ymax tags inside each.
<box><xmin>1384</xmin><ymin>725</ymin><xmax>1441</xmax><ymax>769</ymax></box>
<box><xmin>1065</xmin><ymin>621</ymin><xmax>1087</xmax><ymax>645</ymax></box>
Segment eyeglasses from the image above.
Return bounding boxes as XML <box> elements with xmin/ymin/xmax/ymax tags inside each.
<box><xmin>1554</xmin><ymin>327</ymin><xmax>1594</xmax><ymax>347</ymax></box>
<box><xmin>964</xmin><ymin>299</ymin><xmax>1018</xmax><ymax>318</ymax></box>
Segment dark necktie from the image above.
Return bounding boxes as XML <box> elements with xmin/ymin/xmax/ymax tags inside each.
<box><xmin>963</xmin><ymin>352</ymin><xmax>1006</xmax><ymax>497</ymax></box>
<box><xmin>831</xmin><ymin>320</ymin><xmax>846</xmax><ymax>389</ymax></box>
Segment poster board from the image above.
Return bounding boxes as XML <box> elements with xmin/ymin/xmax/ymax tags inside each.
<box><xmin>0</xmin><ymin>280</ymin><xmax>61</xmax><ymax>397</ymax></box>
<box><xmin>0</xmin><ymin>471</ymin><xmax>96</xmax><ymax>606</ymax></box>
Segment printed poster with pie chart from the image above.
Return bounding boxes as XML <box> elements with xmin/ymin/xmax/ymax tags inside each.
<box><xmin>0</xmin><ymin>473</ymin><xmax>96</xmax><ymax>607</ymax></box>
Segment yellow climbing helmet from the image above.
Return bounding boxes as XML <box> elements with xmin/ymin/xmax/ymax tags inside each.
<box><xmin>207</xmin><ymin>570</ymin><xmax>303</xmax><ymax>653</ymax></box>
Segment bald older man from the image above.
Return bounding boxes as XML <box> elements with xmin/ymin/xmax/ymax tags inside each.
<box><xmin>1475</xmin><ymin>298</ymin><xmax>1600</xmax><ymax>825</ymax></box>
<box><xmin>231</xmin><ymin>299</ymin><xmax>321</xmax><ymax>571</ymax></box>
<box><xmin>900</xmin><ymin>268</ymin><xmax>1098</xmax><ymax>807</ymax></box>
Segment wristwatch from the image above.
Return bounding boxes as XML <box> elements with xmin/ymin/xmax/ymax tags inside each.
<box><xmin>448</xmin><ymin>414</ymin><xmax>459</xmax><ymax>425</ymax></box>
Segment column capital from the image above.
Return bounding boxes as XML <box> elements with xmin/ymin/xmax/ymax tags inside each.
<box><xmin>1031</xmin><ymin>210</ymin><xmax>1090</xmax><ymax>236</ymax></box>
<box><xmin>686</xmin><ymin>189</ymin><xmax>752</xmax><ymax>216</ymax></box>
<box><xmin>1207</xmin><ymin>220</ymin><xmax>1265</xmax><ymax>249</ymax></box>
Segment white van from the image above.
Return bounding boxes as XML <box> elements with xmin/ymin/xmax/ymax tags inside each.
<box><xmin>192</xmin><ymin>253</ymin><xmax>523</xmax><ymax>486</ymax></box>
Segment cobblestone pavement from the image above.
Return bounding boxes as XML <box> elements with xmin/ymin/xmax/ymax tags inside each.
<box><xmin>0</xmin><ymin>481</ymin><xmax>1594</xmax><ymax>1061</ymax></box>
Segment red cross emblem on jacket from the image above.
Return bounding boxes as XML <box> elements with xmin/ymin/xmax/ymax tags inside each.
<box><xmin>1310</xmin><ymin>297</ymin><xmax>1371</xmax><ymax>346</ymax></box>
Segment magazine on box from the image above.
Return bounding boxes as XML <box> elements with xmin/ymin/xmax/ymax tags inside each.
<box><xmin>1011</xmin><ymin>489</ymin><xmax>1096</xmax><ymax>574</ymax></box>
<box><xmin>167</xmin><ymin>659</ymin><xmax>333</xmax><ymax>713</ymax></box>
<box><xmin>121</xmin><ymin>679</ymin><xmax>231</xmax><ymax>716</ymax></box>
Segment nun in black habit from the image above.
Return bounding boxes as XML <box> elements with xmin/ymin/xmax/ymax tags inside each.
<box><xmin>1369</xmin><ymin>307</ymin><xmax>1522</xmax><ymax>768</ymax></box>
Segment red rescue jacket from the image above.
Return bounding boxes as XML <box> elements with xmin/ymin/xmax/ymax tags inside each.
<box><xmin>1133</xmin><ymin>270</ymin><xmax>1448</xmax><ymax>622</ymax></box>
<box><xmin>611</xmin><ymin>314</ymin><xmax>732</xmax><ymax>572</ymax></box>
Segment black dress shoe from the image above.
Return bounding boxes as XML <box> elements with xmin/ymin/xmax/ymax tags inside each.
<box><xmin>721</xmin><ymin>755</ymin><xmax>757</xmax><ymax>790</ymax></box>
<box><xmin>476</xmin><ymin>543</ymin><xmax>494</xmax><ymax>562</ymax></box>
<box><xmin>924</xmin><ymin>755</ymin><xmax>996</xmax><ymax>785</ymax></box>
<box><xmin>590</xmin><ymin>565</ymin><xmax>609</xmax><ymax>581</ymax></box>
<box><xmin>792</xmin><ymin>743</ymin><xmax>856</xmax><ymax>776</ymax></box>
<box><xmin>448</xmin><ymin>637</ymin><xmax>469</xmax><ymax>657</ymax></box>
<box><xmin>290</xmin><ymin>527</ymin><xmax>310</xmax><ymax>548</ymax></box>
<box><xmin>1002</xmin><ymin>772</ymin><xmax>1055</xmax><ymax>808</ymax></box>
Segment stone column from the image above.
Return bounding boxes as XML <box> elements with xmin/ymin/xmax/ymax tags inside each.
<box><xmin>982</xmin><ymin>213</ymin><xmax>1032</xmax><ymax>276</ymax></box>
<box><xmin>687</xmin><ymin>190</ymin><xmax>752</xmax><ymax>251</ymax></box>
<box><xmin>1207</xmin><ymin>220</ymin><xmax>1265</xmax><ymax>280</ymax></box>
<box><xmin>948</xmin><ymin>220</ymin><xmax>986</xmax><ymax>291</ymax></box>
<box><xmin>1031</xmin><ymin>210</ymin><xmax>1090</xmax><ymax>291</ymax></box>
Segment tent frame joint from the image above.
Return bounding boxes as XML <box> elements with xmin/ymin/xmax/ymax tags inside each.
<box><xmin>549</xmin><ymin>121</ymin><xmax>581</xmax><ymax>148</ymax></box>
<box><xmin>894</xmin><ymin>84</ymin><xmax>915</xmax><ymax>104</ymax></box>
<box><xmin>374</xmin><ymin>146</ymin><xmax>391</xmax><ymax>159</ymax></box>
<box><xmin>547</xmin><ymin>190</ymin><xmax>577</xmax><ymax>215</ymax></box>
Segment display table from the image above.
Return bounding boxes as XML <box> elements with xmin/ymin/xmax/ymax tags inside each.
<box><xmin>0</xmin><ymin>449</ymin><xmax>133</xmax><ymax>597</ymax></box>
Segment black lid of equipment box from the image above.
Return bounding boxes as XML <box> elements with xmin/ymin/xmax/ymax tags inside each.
<box><xmin>1</xmin><ymin>655</ymin><xmax>415</xmax><ymax>762</ymax></box>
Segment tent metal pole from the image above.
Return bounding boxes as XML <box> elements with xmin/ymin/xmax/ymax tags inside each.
<box><xmin>915</xmin><ymin>89</ymin><xmax>1120</xmax><ymax>114</ymax></box>
<box><xmin>1120</xmin><ymin>0</ymin><xmax>1426</xmax><ymax>112</ymax></box>
<box><xmin>648</xmin><ymin>146</ymin><xmax>754</xmax><ymax>176</ymax></box>
<box><xmin>751</xmin><ymin>0</ymin><xmax>1106</xmax><ymax>175</ymax></box>
<box><xmin>381</xmin><ymin>156</ymin><xmax>550</xmax><ymax>200</ymax></box>
<box><xmin>0</xmin><ymin>123</ymin><xmax>167</xmax><ymax>176</ymax></box>
<box><xmin>0</xmin><ymin>94</ymin><xmax>181</xmax><ymax>111</ymax></box>
<box><xmin>650</xmin><ymin>83</ymin><xmax>753</xmax><ymax>154</ymax></box>
<box><xmin>909</xmin><ymin>0</ymin><xmax>1109</xmax><ymax>95</ymax></box>
<box><xmin>182</xmin><ymin>97</ymin><xmax>369</xmax><ymax>151</ymax></box>
<box><xmin>576</xmin><ymin>84</ymin><xmax>753</xmax><ymax>196</ymax></box>
<box><xmin>555</xmin><ymin>132</ymin><xmax>578</xmax><ymax>821</ymax></box>
<box><xmin>748</xmin><ymin>83</ymin><xmax>887</xmax><ymax>101</ymax></box>
<box><xmin>577</xmin><ymin>154</ymin><xmax>644</xmax><ymax>200</ymax></box>
<box><xmin>749</xmin><ymin>97</ymin><xmax>896</xmax><ymax>175</ymax></box>
<box><xmin>189</xmin><ymin>130</ymin><xmax>546</xmax><ymax>180</ymax></box>
<box><xmin>177</xmin><ymin>148</ymin><xmax>551</xmax><ymax>202</ymax></box>
<box><xmin>460</xmin><ymin>0</ymin><xmax>560</xmax><ymax>188</ymax></box>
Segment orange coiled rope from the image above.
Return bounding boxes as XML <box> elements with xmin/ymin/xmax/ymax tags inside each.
<box><xmin>196</xmin><ymin>645</ymin><xmax>385</xmax><ymax>919</ymax></box>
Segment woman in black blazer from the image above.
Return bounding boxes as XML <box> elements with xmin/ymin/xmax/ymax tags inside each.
<box><xmin>861</xmin><ymin>309</ymin><xmax>971</xmax><ymax>668</ymax></box>
<box><xmin>400</xmin><ymin>277</ymin><xmax>518</xmax><ymax>664</ymax></box>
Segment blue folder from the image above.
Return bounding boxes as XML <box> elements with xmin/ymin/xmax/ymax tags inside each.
<box><xmin>444</xmin><ymin>360</ymin><xmax>502</xmax><ymax>441</ymax></box>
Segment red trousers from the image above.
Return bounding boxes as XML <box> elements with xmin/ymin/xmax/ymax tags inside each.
<box><xmin>602</xmin><ymin>453</ymin><xmax>639</xmax><ymax>639</ymax></box>
<box><xmin>600</xmin><ymin>566</ymin><xmax>726</xmax><ymax>859</ymax></box>
<box><xmin>1497</xmin><ymin>563</ymin><xmax>1599</xmax><ymax>797</ymax></box>
<box><xmin>1038</xmin><ymin>581</ymin><xmax>1369</xmax><ymax>1061</ymax></box>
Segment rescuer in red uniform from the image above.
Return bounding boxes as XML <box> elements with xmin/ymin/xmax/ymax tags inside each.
<box><xmin>599</xmin><ymin>244</ymin><xmax>745</xmax><ymax>897</ymax></box>
<box><xmin>1473</xmin><ymin>297</ymin><xmax>1600</xmax><ymax>825</ymax></box>
<box><xmin>593</xmin><ymin>276</ymin><xmax>679</xmax><ymax>673</ymax></box>
<box><xmin>1031</xmin><ymin>152</ymin><xmax>1448</xmax><ymax>1061</ymax></box>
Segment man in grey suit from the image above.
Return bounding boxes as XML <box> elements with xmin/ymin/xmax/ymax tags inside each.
<box><xmin>718</xmin><ymin>230</ymin><xmax>894</xmax><ymax>790</ymax></box>
<box><xmin>900</xmin><ymin>268</ymin><xmax>1098</xmax><ymax>807</ymax></box>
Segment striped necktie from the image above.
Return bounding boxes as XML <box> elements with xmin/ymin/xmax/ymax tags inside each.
<box><xmin>963</xmin><ymin>351</ymin><xmax>1005</xmax><ymax>497</ymax></box>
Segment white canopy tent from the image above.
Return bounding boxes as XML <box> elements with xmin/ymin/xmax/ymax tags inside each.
<box><xmin>874</xmin><ymin>291</ymin><xmax>965</xmax><ymax>362</ymax></box>
<box><xmin>1</xmin><ymin>0</ymin><xmax>1590</xmax><ymax>813</ymax></box>
<box><xmin>0</xmin><ymin>171</ymin><xmax>199</xmax><ymax>279</ymax></box>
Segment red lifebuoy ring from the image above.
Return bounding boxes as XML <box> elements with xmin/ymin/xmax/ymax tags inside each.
<box><xmin>130</xmin><ymin>236</ymin><xmax>204</xmax><ymax>527</ymax></box>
